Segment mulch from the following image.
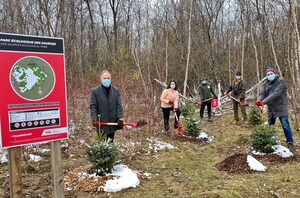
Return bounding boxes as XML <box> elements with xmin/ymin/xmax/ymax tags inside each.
<box><xmin>216</xmin><ymin>153</ymin><xmax>298</xmax><ymax>174</ymax></box>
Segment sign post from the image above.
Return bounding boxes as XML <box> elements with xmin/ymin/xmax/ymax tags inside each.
<box><xmin>0</xmin><ymin>33</ymin><xmax>68</xmax><ymax>197</ymax></box>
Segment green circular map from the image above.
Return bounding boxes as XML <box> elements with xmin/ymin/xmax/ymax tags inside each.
<box><xmin>10</xmin><ymin>56</ymin><xmax>55</xmax><ymax>101</ymax></box>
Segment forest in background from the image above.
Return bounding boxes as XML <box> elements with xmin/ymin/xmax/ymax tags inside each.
<box><xmin>1</xmin><ymin>0</ymin><xmax>300</xmax><ymax>126</ymax></box>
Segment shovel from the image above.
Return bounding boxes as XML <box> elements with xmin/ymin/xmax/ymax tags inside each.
<box><xmin>225</xmin><ymin>94</ymin><xmax>249</xmax><ymax>107</ymax></box>
<box><xmin>174</xmin><ymin>110</ymin><xmax>184</xmax><ymax>135</ymax></box>
<box><xmin>99</xmin><ymin>120</ymin><xmax>147</xmax><ymax>128</ymax></box>
<box><xmin>195</xmin><ymin>97</ymin><xmax>213</xmax><ymax>105</ymax></box>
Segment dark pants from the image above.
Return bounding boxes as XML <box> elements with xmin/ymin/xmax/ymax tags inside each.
<box><xmin>268</xmin><ymin>115</ymin><xmax>293</xmax><ymax>144</ymax></box>
<box><xmin>200</xmin><ymin>102</ymin><xmax>212</xmax><ymax>119</ymax></box>
<box><xmin>232</xmin><ymin>100</ymin><xmax>247</xmax><ymax>121</ymax></box>
<box><xmin>162</xmin><ymin>107</ymin><xmax>181</xmax><ymax>131</ymax></box>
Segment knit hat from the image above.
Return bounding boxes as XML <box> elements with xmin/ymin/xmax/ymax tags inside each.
<box><xmin>236</xmin><ymin>71</ymin><xmax>241</xmax><ymax>76</ymax></box>
<box><xmin>265</xmin><ymin>67</ymin><xmax>276</xmax><ymax>74</ymax></box>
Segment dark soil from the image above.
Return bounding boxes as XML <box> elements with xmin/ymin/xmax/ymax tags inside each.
<box><xmin>217</xmin><ymin>153</ymin><xmax>298</xmax><ymax>174</ymax></box>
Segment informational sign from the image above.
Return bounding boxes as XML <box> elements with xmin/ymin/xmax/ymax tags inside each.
<box><xmin>0</xmin><ymin>33</ymin><xmax>68</xmax><ymax>148</ymax></box>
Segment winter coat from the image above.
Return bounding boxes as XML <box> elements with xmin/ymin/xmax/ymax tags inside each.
<box><xmin>258</xmin><ymin>75</ymin><xmax>288</xmax><ymax>117</ymax></box>
<box><xmin>226</xmin><ymin>79</ymin><xmax>246</xmax><ymax>100</ymax></box>
<box><xmin>160</xmin><ymin>88</ymin><xmax>179</xmax><ymax>109</ymax></box>
<box><xmin>199</xmin><ymin>82</ymin><xmax>216</xmax><ymax>102</ymax></box>
<box><xmin>90</xmin><ymin>85</ymin><xmax>123</xmax><ymax>134</ymax></box>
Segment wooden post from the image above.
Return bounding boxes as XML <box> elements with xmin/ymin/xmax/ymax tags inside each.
<box><xmin>8</xmin><ymin>147</ymin><xmax>22</xmax><ymax>198</ymax></box>
<box><xmin>51</xmin><ymin>141</ymin><xmax>64</xmax><ymax>198</ymax></box>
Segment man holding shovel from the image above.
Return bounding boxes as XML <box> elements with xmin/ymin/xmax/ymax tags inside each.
<box><xmin>224</xmin><ymin>71</ymin><xmax>248</xmax><ymax>124</ymax></box>
<box><xmin>90</xmin><ymin>70</ymin><xmax>124</xmax><ymax>141</ymax></box>
<box><xmin>198</xmin><ymin>79</ymin><xmax>217</xmax><ymax>122</ymax></box>
<box><xmin>256</xmin><ymin>67</ymin><xmax>294</xmax><ymax>151</ymax></box>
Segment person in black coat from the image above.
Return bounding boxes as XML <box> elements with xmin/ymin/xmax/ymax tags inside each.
<box><xmin>90</xmin><ymin>70</ymin><xmax>123</xmax><ymax>141</ymax></box>
<box><xmin>256</xmin><ymin>67</ymin><xmax>294</xmax><ymax>150</ymax></box>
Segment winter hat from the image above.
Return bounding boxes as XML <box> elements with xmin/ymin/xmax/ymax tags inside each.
<box><xmin>265</xmin><ymin>67</ymin><xmax>276</xmax><ymax>74</ymax></box>
<box><xmin>236</xmin><ymin>71</ymin><xmax>241</xmax><ymax>76</ymax></box>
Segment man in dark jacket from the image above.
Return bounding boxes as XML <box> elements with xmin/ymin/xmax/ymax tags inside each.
<box><xmin>199</xmin><ymin>80</ymin><xmax>217</xmax><ymax>122</ymax></box>
<box><xmin>256</xmin><ymin>67</ymin><xmax>294</xmax><ymax>150</ymax></box>
<box><xmin>90</xmin><ymin>70</ymin><xmax>123</xmax><ymax>141</ymax></box>
<box><xmin>224</xmin><ymin>71</ymin><xmax>247</xmax><ymax>124</ymax></box>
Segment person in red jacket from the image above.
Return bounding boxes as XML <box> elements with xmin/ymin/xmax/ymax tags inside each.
<box><xmin>160</xmin><ymin>81</ymin><xmax>181</xmax><ymax>135</ymax></box>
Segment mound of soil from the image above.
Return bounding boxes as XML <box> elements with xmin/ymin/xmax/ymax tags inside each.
<box><xmin>216</xmin><ymin>154</ymin><xmax>251</xmax><ymax>174</ymax></box>
<box><xmin>216</xmin><ymin>153</ymin><xmax>298</xmax><ymax>174</ymax></box>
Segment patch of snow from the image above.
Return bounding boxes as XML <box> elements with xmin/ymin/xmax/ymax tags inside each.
<box><xmin>102</xmin><ymin>164</ymin><xmax>140</xmax><ymax>192</ymax></box>
<box><xmin>29</xmin><ymin>154</ymin><xmax>42</xmax><ymax>162</ymax></box>
<box><xmin>0</xmin><ymin>150</ymin><xmax>8</xmax><ymax>164</ymax></box>
<box><xmin>197</xmin><ymin>131</ymin><xmax>214</xmax><ymax>142</ymax></box>
<box><xmin>143</xmin><ymin>172</ymin><xmax>151</xmax><ymax>178</ymax></box>
<box><xmin>247</xmin><ymin>155</ymin><xmax>267</xmax><ymax>172</ymax></box>
<box><xmin>146</xmin><ymin>138</ymin><xmax>175</xmax><ymax>152</ymax></box>
<box><xmin>273</xmin><ymin>145</ymin><xmax>293</xmax><ymax>158</ymax></box>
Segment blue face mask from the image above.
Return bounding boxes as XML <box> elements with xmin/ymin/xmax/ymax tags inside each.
<box><xmin>267</xmin><ymin>75</ymin><xmax>275</xmax><ymax>81</ymax></box>
<box><xmin>202</xmin><ymin>80</ymin><xmax>207</xmax><ymax>84</ymax></box>
<box><xmin>170</xmin><ymin>84</ymin><xmax>176</xmax><ymax>89</ymax></box>
<box><xmin>102</xmin><ymin>79</ymin><xmax>111</xmax><ymax>87</ymax></box>
<box><xmin>235</xmin><ymin>76</ymin><xmax>241</xmax><ymax>80</ymax></box>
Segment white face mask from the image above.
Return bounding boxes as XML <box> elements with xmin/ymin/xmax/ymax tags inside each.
<box><xmin>235</xmin><ymin>76</ymin><xmax>241</xmax><ymax>80</ymax></box>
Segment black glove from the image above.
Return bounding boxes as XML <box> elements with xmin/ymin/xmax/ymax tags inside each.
<box><xmin>117</xmin><ymin>119</ymin><xmax>124</xmax><ymax>129</ymax></box>
<box><xmin>169</xmin><ymin>100</ymin><xmax>174</xmax><ymax>105</ymax></box>
<box><xmin>92</xmin><ymin>120</ymin><xmax>99</xmax><ymax>127</ymax></box>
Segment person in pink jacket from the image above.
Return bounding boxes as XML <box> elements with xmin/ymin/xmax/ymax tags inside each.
<box><xmin>160</xmin><ymin>81</ymin><xmax>181</xmax><ymax>134</ymax></box>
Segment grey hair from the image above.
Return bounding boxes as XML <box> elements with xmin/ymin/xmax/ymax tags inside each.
<box><xmin>101</xmin><ymin>70</ymin><xmax>111</xmax><ymax>78</ymax></box>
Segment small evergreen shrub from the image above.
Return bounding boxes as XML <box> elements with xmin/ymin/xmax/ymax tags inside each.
<box><xmin>249</xmin><ymin>107</ymin><xmax>262</xmax><ymax>125</ymax></box>
<box><xmin>250</xmin><ymin>125</ymin><xmax>278</xmax><ymax>154</ymax></box>
<box><xmin>86</xmin><ymin>134</ymin><xmax>118</xmax><ymax>176</ymax></box>
<box><xmin>181</xmin><ymin>101</ymin><xmax>195</xmax><ymax>117</ymax></box>
<box><xmin>185</xmin><ymin>114</ymin><xmax>202</xmax><ymax>137</ymax></box>
<box><xmin>181</xmin><ymin>101</ymin><xmax>202</xmax><ymax>136</ymax></box>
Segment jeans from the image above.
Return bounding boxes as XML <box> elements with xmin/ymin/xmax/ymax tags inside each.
<box><xmin>162</xmin><ymin>107</ymin><xmax>181</xmax><ymax>130</ymax></box>
<box><xmin>268</xmin><ymin>115</ymin><xmax>294</xmax><ymax>144</ymax></box>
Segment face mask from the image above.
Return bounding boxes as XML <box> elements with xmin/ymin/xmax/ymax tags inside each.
<box><xmin>267</xmin><ymin>75</ymin><xmax>275</xmax><ymax>81</ymax></box>
<box><xmin>170</xmin><ymin>84</ymin><xmax>176</xmax><ymax>89</ymax></box>
<box><xmin>202</xmin><ymin>80</ymin><xmax>207</xmax><ymax>84</ymax></box>
<box><xmin>102</xmin><ymin>79</ymin><xmax>111</xmax><ymax>87</ymax></box>
<box><xmin>235</xmin><ymin>76</ymin><xmax>241</xmax><ymax>80</ymax></box>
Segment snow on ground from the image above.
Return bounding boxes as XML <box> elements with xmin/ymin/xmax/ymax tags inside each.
<box><xmin>0</xmin><ymin>149</ymin><xmax>8</xmax><ymax>164</ymax></box>
<box><xmin>197</xmin><ymin>131</ymin><xmax>214</xmax><ymax>142</ymax></box>
<box><xmin>29</xmin><ymin>154</ymin><xmax>43</xmax><ymax>162</ymax></box>
<box><xmin>273</xmin><ymin>145</ymin><xmax>293</xmax><ymax>158</ymax></box>
<box><xmin>102</xmin><ymin>164</ymin><xmax>140</xmax><ymax>192</ymax></box>
<box><xmin>247</xmin><ymin>155</ymin><xmax>267</xmax><ymax>172</ymax></box>
<box><xmin>251</xmin><ymin>144</ymin><xmax>293</xmax><ymax>157</ymax></box>
<box><xmin>146</xmin><ymin>138</ymin><xmax>175</xmax><ymax>152</ymax></box>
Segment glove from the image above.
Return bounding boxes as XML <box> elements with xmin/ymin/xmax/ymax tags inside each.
<box><xmin>117</xmin><ymin>119</ymin><xmax>124</xmax><ymax>129</ymax></box>
<box><xmin>92</xmin><ymin>120</ymin><xmax>99</xmax><ymax>127</ymax></box>
<box><xmin>168</xmin><ymin>100</ymin><xmax>174</xmax><ymax>105</ymax></box>
<box><xmin>255</xmin><ymin>101</ymin><xmax>264</xmax><ymax>106</ymax></box>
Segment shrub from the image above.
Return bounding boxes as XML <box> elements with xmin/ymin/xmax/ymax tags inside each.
<box><xmin>250</xmin><ymin>125</ymin><xmax>278</xmax><ymax>154</ymax></box>
<box><xmin>181</xmin><ymin>101</ymin><xmax>196</xmax><ymax>117</ymax></box>
<box><xmin>185</xmin><ymin>114</ymin><xmax>202</xmax><ymax>137</ymax></box>
<box><xmin>249</xmin><ymin>107</ymin><xmax>262</xmax><ymax>125</ymax></box>
<box><xmin>181</xmin><ymin>101</ymin><xmax>201</xmax><ymax>136</ymax></box>
<box><xmin>86</xmin><ymin>134</ymin><xmax>119</xmax><ymax>176</ymax></box>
